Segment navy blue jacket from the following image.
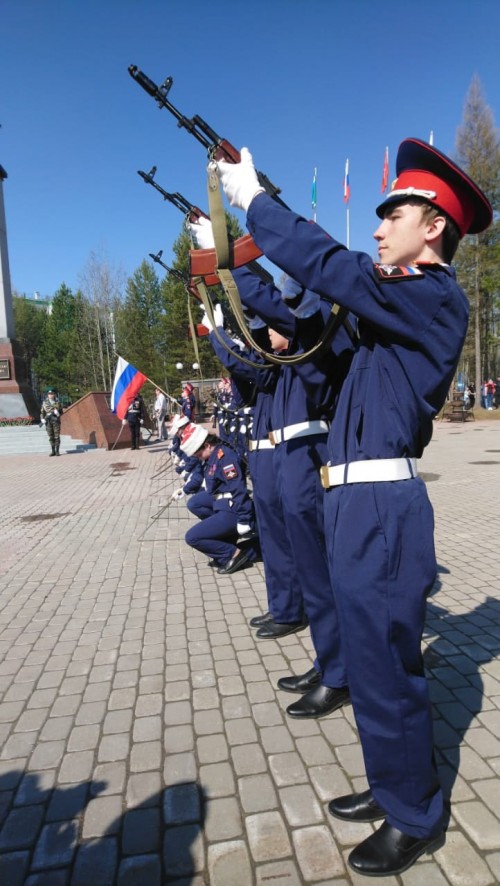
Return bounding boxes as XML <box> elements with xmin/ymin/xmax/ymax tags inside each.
<box><xmin>246</xmin><ymin>194</ymin><xmax>468</xmax><ymax>462</ymax></box>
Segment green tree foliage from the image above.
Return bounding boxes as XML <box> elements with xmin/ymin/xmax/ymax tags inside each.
<box><xmin>454</xmin><ymin>75</ymin><xmax>500</xmax><ymax>385</ymax></box>
<box><xmin>12</xmin><ymin>295</ymin><xmax>47</xmax><ymax>389</ymax></box>
<box><xmin>33</xmin><ymin>283</ymin><xmax>77</xmax><ymax>397</ymax></box>
<box><xmin>13</xmin><ymin>210</ymin><xmax>263</xmax><ymax>411</ymax></box>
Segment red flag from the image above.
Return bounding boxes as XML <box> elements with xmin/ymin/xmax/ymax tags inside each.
<box><xmin>381</xmin><ymin>146</ymin><xmax>389</xmax><ymax>193</ymax></box>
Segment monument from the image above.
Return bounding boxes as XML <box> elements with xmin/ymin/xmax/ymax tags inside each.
<box><xmin>0</xmin><ymin>164</ymin><xmax>39</xmax><ymax>420</ymax></box>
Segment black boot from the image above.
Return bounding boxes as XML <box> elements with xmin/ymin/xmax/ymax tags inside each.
<box><xmin>49</xmin><ymin>445</ymin><xmax>55</xmax><ymax>457</ymax></box>
<box><xmin>55</xmin><ymin>444</ymin><xmax>60</xmax><ymax>456</ymax></box>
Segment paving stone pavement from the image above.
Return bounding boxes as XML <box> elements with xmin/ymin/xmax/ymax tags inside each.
<box><xmin>0</xmin><ymin>420</ymin><xmax>499</xmax><ymax>886</ymax></box>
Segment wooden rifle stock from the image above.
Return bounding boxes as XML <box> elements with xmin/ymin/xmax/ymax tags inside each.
<box><xmin>190</xmin><ymin>234</ymin><xmax>263</xmax><ymax>286</ymax></box>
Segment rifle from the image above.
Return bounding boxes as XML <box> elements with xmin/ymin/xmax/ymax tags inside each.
<box><xmin>129</xmin><ymin>67</ymin><xmax>287</xmax><ymax>207</ymax></box>
<box><xmin>129</xmin><ymin>66</ymin><xmax>287</xmax><ymax>279</ymax></box>
<box><xmin>138</xmin><ymin>166</ymin><xmax>209</xmax><ymax>223</ymax></box>
<box><xmin>149</xmin><ymin>250</ymin><xmax>202</xmax><ymax>301</ymax></box>
<box><xmin>138</xmin><ymin>166</ymin><xmax>273</xmax><ymax>286</ymax></box>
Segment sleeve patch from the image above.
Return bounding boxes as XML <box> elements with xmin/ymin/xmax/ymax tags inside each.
<box><xmin>217</xmin><ymin>448</ymin><xmax>225</xmax><ymax>459</ymax></box>
<box><xmin>374</xmin><ymin>264</ymin><xmax>424</xmax><ymax>282</ymax></box>
<box><xmin>223</xmin><ymin>464</ymin><xmax>238</xmax><ymax>480</ymax></box>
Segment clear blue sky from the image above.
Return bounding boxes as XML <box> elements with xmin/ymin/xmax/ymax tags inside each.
<box><xmin>2</xmin><ymin>0</ymin><xmax>499</xmax><ymax>300</ymax></box>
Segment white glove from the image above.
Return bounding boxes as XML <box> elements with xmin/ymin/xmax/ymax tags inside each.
<box><xmin>122</xmin><ymin>419</ymin><xmax>127</xmax><ymax>426</ymax></box>
<box><xmin>140</xmin><ymin>419</ymin><xmax>144</xmax><ymax>425</ymax></box>
<box><xmin>189</xmin><ymin>216</ymin><xmax>215</xmax><ymax>249</ymax></box>
<box><xmin>200</xmin><ymin>310</ymin><xmax>213</xmax><ymax>333</ymax></box>
<box><xmin>53</xmin><ymin>409</ymin><xmax>59</xmax><ymax>417</ymax></box>
<box><xmin>236</xmin><ymin>523</ymin><xmax>252</xmax><ymax>535</ymax></box>
<box><xmin>171</xmin><ymin>488</ymin><xmax>185</xmax><ymax>501</ymax></box>
<box><xmin>173</xmin><ymin>455</ymin><xmax>181</xmax><ymax>465</ymax></box>
<box><xmin>213</xmin><ymin>303</ymin><xmax>224</xmax><ymax>328</ymax></box>
<box><xmin>40</xmin><ymin>418</ymin><xmax>46</xmax><ymax>425</ymax></box>
<box><xmin>216</xmin><ymin>147</ymin><xmax>265</xmax><ymax>212</ymax></box>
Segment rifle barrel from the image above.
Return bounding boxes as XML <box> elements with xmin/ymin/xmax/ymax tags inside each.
<box><xmin>129</xmin><ymin>66</ymin><xmax>289</xmax><ymax>209</ymax></box>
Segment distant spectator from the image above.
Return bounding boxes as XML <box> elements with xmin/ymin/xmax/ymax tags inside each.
<box><xmin>154</xmin><ymin>388</ymin><xmax>168</xmax><ymax>440</ymax></box>
<box><xmin>464</xmin><ymin>383</ymin><xmax>475</xmax><ymax>410</ymax></box>
<box><xmin>485</xmin><ymin>378</ymin><xmax>495</xmax><ymax>410</ymax></box>
<box><xmin>494</xmin><ymin>379</ymin><xmax>500</xmax><ymax>410</ymax></box>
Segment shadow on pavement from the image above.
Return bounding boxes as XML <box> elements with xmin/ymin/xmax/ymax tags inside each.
<box><xmin>0</xmin><ymin>772</ymin><xmax>206</xmax><ymax>884</ymax></box>
<box><xmin>423</xmin><ymin>590</ymin><xmax>500</xmax><ymax>829</ymax></box>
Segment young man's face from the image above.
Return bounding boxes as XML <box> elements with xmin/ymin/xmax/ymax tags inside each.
<box><xmin>373</xmin><ymin>203</ymin><xmax>431</xmax><ymax>266</ymax></box>
<box><xmin>268</xmin><ymin>328</ymin><xmax>289</xmax><ymax>352</ymax></box>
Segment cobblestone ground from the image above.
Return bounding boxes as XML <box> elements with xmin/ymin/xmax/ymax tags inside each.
<box><xmin>0</xmin><ymin>419</ymin><xmax>499</xmax><ymax>885</ymax></box>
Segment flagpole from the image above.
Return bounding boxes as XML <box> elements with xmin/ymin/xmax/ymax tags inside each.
<box><xmin>343</xmin><ymin>158</ymin><xmax>350</xmax><ymax>248</ymax></box>
<box><xmin>312</xmin><ymin>167</ymin><xmax>317</xmax><ymax>222</ymax></box>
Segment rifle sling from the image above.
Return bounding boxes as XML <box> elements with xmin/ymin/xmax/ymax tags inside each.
<box><xmin>205</xmin><ymin>164</ymin><xmax>353</xmax><ymax>366</ymax></box>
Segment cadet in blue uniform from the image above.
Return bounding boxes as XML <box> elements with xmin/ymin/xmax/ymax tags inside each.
<box><xmin>199</xmin><ymin>304</ymin><xmax>310</xmax><ymax>638</ymax></box>
<box><xmin>216</xmin><ymin>139</ymin><xmax>492</xmax><ymax>876</ymax></box>
<box><xmin>191</xmin><ymin>220</ymin><xmax>354</xmax><ymax>710</ymax></box>
<box><xmin>181</xmin><ymin>422</ymin><xmax>257</xmax><ymax>575</ymax></box>
<box><xmin>180</xmin><ymin>383</ymin><xmax>196</xmax><ymax>421</ymax></box>
<box><xmin>124</xmin><ymin>393</ymin><xmax>146</xmax><ymax>450</ymax></box>
<box><xmin>168</xmin><ymin>414</ymin><xmax>189</xmax><ymax>461</ymax></box>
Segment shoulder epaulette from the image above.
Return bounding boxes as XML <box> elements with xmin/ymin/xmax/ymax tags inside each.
<box><xmin>374</xmin><ymin>264</ymin><xmax>424</xmax><ymax>282</ymax></box>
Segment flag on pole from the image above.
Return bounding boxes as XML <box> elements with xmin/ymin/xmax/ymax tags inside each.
<box><xmin>311</xmin><ymin>167</ymin><xmax>317</xmax><ymax>213</ymax></box>
<box><xmin>381</xmin><ymin>146</ymin><xmax>389</xmax><ymax>193</ymax></box>
<box><xmin>343</xmin><ymin>158</ymin><xmax>350</xmax><ymax>203</ymax></box>
<box><xmin>110</xmin><ymin>355</ymin><xmax>148</xmax><ymax>419</ymax></box>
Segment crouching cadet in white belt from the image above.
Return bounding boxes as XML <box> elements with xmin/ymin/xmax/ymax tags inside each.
<box><xmin>215</xmin><ymin>138</ymin><xmax>492</xmax><ymax>876</ymax></box>
<box><xmin>180</xmin><ymin>423</ymin><xmax>258</xmax><ymax>575</ymax></box>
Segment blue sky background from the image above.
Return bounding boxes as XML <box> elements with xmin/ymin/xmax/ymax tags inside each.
<box><xmin>2</xmin><ymin>0</ymin><xmax>500</xmax><ymax>300</ymax></box>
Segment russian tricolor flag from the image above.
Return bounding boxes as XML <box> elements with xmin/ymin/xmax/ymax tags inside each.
<box><xmin>343</xmin><ymin>158</ymin><xmax>350</xmax><ymax>203</ymax></box>
<box><xmin>110</xmin><ymin>356</ymin><xmax>147</xmax><ymax>419</ymax></box>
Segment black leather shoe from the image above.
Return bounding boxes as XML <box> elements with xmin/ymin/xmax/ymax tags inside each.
<box><xmin>277</xmin><ymin>667</ymin><xmax>320</xmax><ymax>694</ymax></box>
<box><xmin>328</xmin><ymin>789</ymin><xmax>386</xmax><ymax>822</ymax></box>
<box><xmin>217</xmin><ymin>549</ymin><xmax>251</xmax><ymax>575</ymax></box>
<box><xmin>286</xmin><ymin>684</ymin><xmax>350</xmax><ymax>719</ymax></box>
<box><xmin>256</xmin><ymin>617</ymin><xmax>309</xmax><ymax>639</ymax></box>
<box><xmin>249</xmin><ymin>611</ymin><xmax>273</xmax><ymax>627</ymax></box>
<box><xmin>348</xmin><ymin>821</ymin><xmax>443</xmax><ymax>877</ymax></box>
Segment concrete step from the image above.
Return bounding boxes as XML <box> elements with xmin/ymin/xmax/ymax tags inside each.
<box><xmin>0</xmin><ymin>426</ymin><xmax>97</xmax><ymax>456</ymax></box>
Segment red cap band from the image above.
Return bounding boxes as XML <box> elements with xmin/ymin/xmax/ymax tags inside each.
<box><xmin>392</xmin><ymin>170</ymin><xmax>474</xmax><ymax>237</ymax></box>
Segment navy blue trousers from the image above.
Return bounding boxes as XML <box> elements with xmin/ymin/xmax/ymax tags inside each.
<box><xmin>274</xmin><ymin>436</ymin><xmax>346</xmax><ymax>688</ymax></box>
<box><xmin>187</xmin><ymin>491</ymin><xmax>214</xmax><ymax>521</ymax></box>
<box><xmin>324</xmin><ymin>477</ymin><xmax>443</xmax><ymax>838</ymax></box>
<box><xmin>248</xmin><ymin>448</ymin><xmax>303</xmax><ymax>623</ymax></box>
<box><xmin>185</xmin><ymin>507</ymin><xmax>238</xmax><ymax>565</ymax></box>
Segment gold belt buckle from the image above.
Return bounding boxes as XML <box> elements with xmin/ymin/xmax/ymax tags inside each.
<box><xmin>320</xmin><ymin>465</ymin><xmax>331</xmax><ymax>489</ymax></box>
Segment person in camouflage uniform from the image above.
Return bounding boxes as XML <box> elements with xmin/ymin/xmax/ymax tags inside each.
<box><xmin>40</xmin><ymin>389</ymin><xmax>63</xmax><ymax>456</ymax></box>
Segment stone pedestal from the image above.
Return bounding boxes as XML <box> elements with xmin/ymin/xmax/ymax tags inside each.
<box><xmin>0</xmin><ymin>338</ymin><xmax>40</xmax><ymax>420</ymax></box>
<box><xmin>0</xmin><ymin>165</ymin><xmax>39</xmax><ymax>421</ymax></box>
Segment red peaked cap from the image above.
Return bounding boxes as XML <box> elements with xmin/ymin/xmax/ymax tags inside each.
<box><xmin>376</xmin><ymin>138</ymin><xmax>492</xmax><ymax>237</ymax></box>
<box><xmin>184</xmin><ymin>383</ymin><xmax>194</xmax><ymax>393</ymax></box>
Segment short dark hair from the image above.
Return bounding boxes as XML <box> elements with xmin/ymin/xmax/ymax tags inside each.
<box><xmin>404</xmin><ymin>197</ymin><xmax>460</xmax><ymax>263</ymax></box>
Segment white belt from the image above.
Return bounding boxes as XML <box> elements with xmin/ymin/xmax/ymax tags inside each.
<box><xmin>248</xmin><ymin>438</ymin><xmax>274</xmax><ymax>452</ymax></box>
<box><xmin>215</xmin><ymin>492</ymin><xmax>233</xmax><ymax>500</ymax></box>
<box><xmin>269</xmin><ymin>420</ymin><xmax>330</xmax><ymax>445</ymax></box>
<box><xmin>320</xmin><ymin>457</ymin><xmax>418</xmax><ymax>488</ymax></box>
